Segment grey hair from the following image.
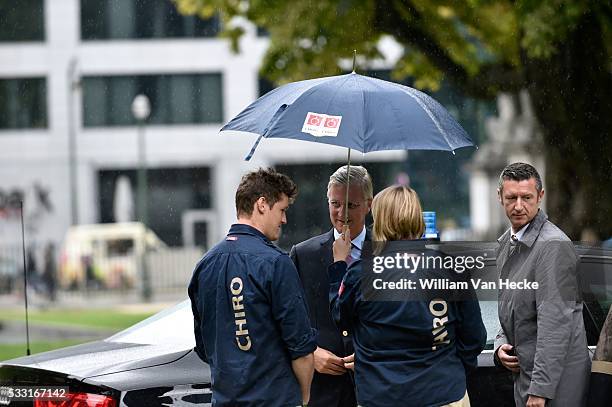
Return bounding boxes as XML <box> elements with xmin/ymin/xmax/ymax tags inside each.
<box><xmin>327</xmin><ymin>165</ymin><xmax>373</xmax><ymax>200</ymax></box>
<box><xmin>498</xmin><ymin>162</ymin><xmax>543</xmax><ymax>192</ymax></box>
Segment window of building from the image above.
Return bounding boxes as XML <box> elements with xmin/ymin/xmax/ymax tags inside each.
<box><xmin>0</xmin><ymin>0</ymin><xmax>44</xmax><ymax>42</ymax></box>
<box><xmin>82</xmin><ymin>73</ymin><xmax>223</xmax><ymax>127</ymax></box>
<box><xmin>258</xmin><ymin>76</ymin><xmax>275</xmax><ymax>97</ymax></box>
<box><xmin>81</xmin><ymin>0</ymin><xmax>219</xmax><ymax>40</ymax></box>
<box><xmin>0</xmin><ymin>78</ymin><xmax>47</xmax><ymax>129</ymax></box>
<box><xmin>98</xmin><ymin>167</ymin><xmax>212</xmax><ymax>246</ymax></box>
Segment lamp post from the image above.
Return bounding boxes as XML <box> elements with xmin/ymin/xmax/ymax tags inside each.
<box><xmin>67</xmin><ymin>57</ymin><xmax>79</xmax><ymax>225</ymax></box>
<box><xmin>131</xmin><ymin>94</ymin><xmax>151</xmax><ymax>301</ymax></box>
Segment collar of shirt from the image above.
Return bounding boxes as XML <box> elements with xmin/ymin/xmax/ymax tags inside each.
<box><xmin>510</xmin><ymin>222</ymin><xmax>530</xmax><ymax>242</ymax></box>
<box><xmin>228</xmin><ymin>223</ymin><xmax>270</xmax><ymax>243</ymax></box>
<box><xmin>334</xmin><ymin>226</ymin><xmax>366</xmax><ymax>259</ymax></box>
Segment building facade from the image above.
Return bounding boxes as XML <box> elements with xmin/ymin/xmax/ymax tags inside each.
<box><xmin>0</xmin><ymin>0</ymin><xmax>405</xmax><ymax>251</ymax></box>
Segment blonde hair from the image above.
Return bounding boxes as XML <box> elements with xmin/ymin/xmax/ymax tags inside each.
<box><xmin>372</xmin><ymin>185</ymin><xmax>425</xmax><ymax>253</ymax></box>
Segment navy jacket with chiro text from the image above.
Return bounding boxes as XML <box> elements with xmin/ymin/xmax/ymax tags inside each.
<box><xmin>329</xmin><ymin>245</ymin><xmax>487</xmax><ymax>407</ymax></box>
<box><xmin>189</xmin><ymin>224</ymin><xmax>317</xmax><ymax>406</ymax></box>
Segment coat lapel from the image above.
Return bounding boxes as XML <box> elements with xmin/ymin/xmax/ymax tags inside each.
<box><xmin>520</xmin><ymin>209</ymin><xmax>547</xmax><ymax>248</ymax></box>
<box><xmin>497</xmin><ymin>209</ymin><xmax>548</xmax><ymax>278</ymax></box>
<box><xmin>497</xmin><ymin>229</ymin><xmax>512</xmax><ymax>274</ymax></box>
<box><xmin>320</xmin><ymin>229</ymin><xmax>335</xmax><ymax>268</ymax></box>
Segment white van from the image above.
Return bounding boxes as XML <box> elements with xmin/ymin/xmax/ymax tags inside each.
<box><xmin>59</xmin><ymin>222</ymin><xmax>166</xmax><ymax>290</ymax></box>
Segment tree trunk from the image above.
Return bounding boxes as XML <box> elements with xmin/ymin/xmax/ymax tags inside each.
<box><xmin>525</xmin><ymin>11</ymin><xmax>612</xmax><ymax>240</ymax></box>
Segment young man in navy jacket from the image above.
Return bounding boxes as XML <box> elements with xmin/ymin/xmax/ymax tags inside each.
<box><xmin>189</xmin><ymin>168</ymin><xmax>316</xmax><ymax>406</ymax></box>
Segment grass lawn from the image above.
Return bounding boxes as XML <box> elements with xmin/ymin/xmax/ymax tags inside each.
<box><xmin>0</xmin><ymin>340</ymin><xmax>85</xmax><ymax>362</ymax></box>
<box><xmin>0</xmin><ymin>308</ymin><xmax>156</xmax><ymax>362</ymax></box>
<box><xmin>0</xmin><ymin>308</ymin><xmax>155</xmax><ymax>330</ymax></box>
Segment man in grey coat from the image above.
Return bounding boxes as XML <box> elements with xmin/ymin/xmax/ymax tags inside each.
<box><xmin>494</xmin><ymin>162</ymin><xmax>590</xmax><ymax>407</ymax></box>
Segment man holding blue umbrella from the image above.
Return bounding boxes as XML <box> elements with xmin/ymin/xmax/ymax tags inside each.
<box><xmin>290</xmin><ymin>165</ymin><xmax>373</xmax><ymax>407</ymax></box>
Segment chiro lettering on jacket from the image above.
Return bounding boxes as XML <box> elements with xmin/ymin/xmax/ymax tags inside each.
<box><xmin>230</xmin><ymin>277</ymin><xmax>251</xmax><ymax>351</ymax></box>
<box><xmin>430</xmin><ymin>299</ymin><xmax>450</xmax><ymax>351</ymax></box>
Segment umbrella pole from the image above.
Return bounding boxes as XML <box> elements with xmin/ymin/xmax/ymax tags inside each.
<box><xmin>344</xmin><ymin>148</ymin><xmax>351</xmax><ymax>228</ymax></box>
<box><xmin>347</xmin><ymin>51</ymin><xmax>355</xmax><ymax>229</ymax></box>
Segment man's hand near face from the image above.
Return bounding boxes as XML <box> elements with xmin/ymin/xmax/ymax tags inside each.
<box><xmin>332</xmin><ymin>225</ymin><xmax>352</xmax><ymax>262</ymax></box>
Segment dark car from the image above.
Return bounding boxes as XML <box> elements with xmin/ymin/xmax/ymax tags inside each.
<box><xmin>0</xmin><ymin>301</ymin><xmax>212</xmax><ymax>406</ymax></box>
<box><xmin>0</xmin><ymin>244</ymin><xmax>609</xmax><ymax>407</ymax></box>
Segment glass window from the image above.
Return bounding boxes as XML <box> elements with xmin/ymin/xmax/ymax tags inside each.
<box><xmin>0</xmin><ymin>78</ymin><xmax>47</xmax><ymax>129</ymax></box>
<box><xmin>82</xmin><ymin>73</ymin><xmax>223</xmax><ymax>127</ymax></box>
<box><xmin>81</xmin><ymin>0</ymin><xmax>219</xmax><ymax>40</ymax></box>
<box><xmin>107</xmin><ymin>239</ymin><xmax>135</xmax><ymax>256</ymax></box>
<box><xmin>98</xmin><ymin>167</ymin><xmax>212</xmax><ymax>246</ymax></box>
<box><xmin>0</xmin><ymin>0</ymin><xmax>44</xmax><ymax>42</ymax></box>
<box><xmin>578</xmin><ymin>245</ymin><xmax>612</xmax><ymax>345</ymax></box>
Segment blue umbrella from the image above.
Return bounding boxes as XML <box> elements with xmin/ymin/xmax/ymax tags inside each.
<box><xmin>221</xmin><ymin>67</ymin><xmax>475</xmax><ymax>224</ymax></box>
<box><xmin>221</xmin><ymin>72</ymin><xmax>475</xmax><ymax>160</ymax></box>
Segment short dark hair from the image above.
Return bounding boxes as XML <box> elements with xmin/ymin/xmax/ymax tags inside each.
<box><xmin>235</xmin><ymin>168</ymin><xmax>298</xmax><ymax>217</ymax></box>
<box><xmin>327</xmin><ymin>165</ymin><xmax>373</xmax><ymax>200</ymax></box>
<box><xmin>498</xmin><ymin>162</ymin><xmax>543</xmax><ymax>192</ymax></box>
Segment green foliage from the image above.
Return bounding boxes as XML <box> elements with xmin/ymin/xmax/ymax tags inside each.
<box><xmin>394</xmin><ymin>48</ymin><xmax>444</xmax><ymax>91</ymax></box>
<box><xmin>518</xmin><ymin>0</ymin><xmax>587</xmax><ymax>58</ymax></box>
<box><xmin>172</xmin><ymin>0</ymin><xmax>608</xmax><ymax>96</ymax></box>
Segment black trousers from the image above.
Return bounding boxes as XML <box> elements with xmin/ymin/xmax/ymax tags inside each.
<box><xmin>309</xmin><ymin>371</ymin><xmax>357</xmax><ymax>407</ymax></box>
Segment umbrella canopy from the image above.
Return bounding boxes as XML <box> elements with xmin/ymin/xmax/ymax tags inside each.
<box><xmin>221</xmin><ymin>72</ymin><xmax>475</xmax><ymax>160</ymax></box>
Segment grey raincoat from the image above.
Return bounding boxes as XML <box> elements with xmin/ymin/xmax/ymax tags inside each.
<box><xmin>495</xmin><ymin>210</ymin><xmax>591</xmax><ymax>406</ymax></box>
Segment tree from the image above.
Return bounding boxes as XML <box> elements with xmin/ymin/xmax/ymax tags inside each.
<box><xmin>175</xmin><ymin>0</ymin><xmax>612</xmax><ymax>239</ymax></box>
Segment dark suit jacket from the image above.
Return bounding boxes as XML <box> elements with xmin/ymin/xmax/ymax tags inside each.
<box><xmin>290</xmin><ymin>229</ymin><xmax>369</xmax><ymax>407</ymax></box>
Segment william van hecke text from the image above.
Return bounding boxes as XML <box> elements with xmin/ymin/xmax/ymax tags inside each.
<box><xmin>372</xmin><ymin>278</ymin><xmax>539</xmax><ymax>291</ymax></box>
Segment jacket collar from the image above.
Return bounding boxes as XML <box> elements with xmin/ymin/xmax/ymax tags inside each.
<box><xmin>228</xmin><ymin>223</ymin><xmax>271</xmax><ymax>244</ymax></box>
<box><xmin>321</xmin><ymin>229</ymin><xmax>336</xmax><ymax>246</ymax></box>
<box><xmin>520</xmin><ymin>209</ymin><xmax>547</xmax><ymax>248</ymax></box>
<box><xmin>497</xmin><ymin>209</ymin><xmax>547</xmax><ymax>248</ymax></box>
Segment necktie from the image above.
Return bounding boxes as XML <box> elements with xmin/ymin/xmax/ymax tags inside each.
<box><xmin>508</xmin><ymin>234</ymin><xmax>519</xmax><ymax>259</ymax></box>
<box><xmin>345</xmin><ymin>253</ymin><xmax>355</xmax><ymax>266</ymax></box>
<box><xmin>345</xmin><ymin>244</ymin><xmax>358</xmax><ymax>266</ymax></box>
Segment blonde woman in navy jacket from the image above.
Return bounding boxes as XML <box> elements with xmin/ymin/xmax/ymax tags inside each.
<box><xmin>329</xmin><ymin>185</ymin><xmax>486</xmax><ymax>407</ymax></box>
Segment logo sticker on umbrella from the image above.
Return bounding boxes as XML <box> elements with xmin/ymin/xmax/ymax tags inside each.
<box><xmin>302</xmin><ymin>112</ymin><xmax>342</xmax><ymax>138</ymax></box>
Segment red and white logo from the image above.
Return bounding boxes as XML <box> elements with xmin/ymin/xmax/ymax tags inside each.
<box><xmin>302</xmin><ymin>111</ymin><xmax>342</xmax><ymax>137</ymax></box>
<box><xmin>324</xmin><ymin>117</ymin><xmax>339</xmax><ymax>128</ymax></box>
<box><xmin>307</xmin><ymin>113</ymin><xmax>323</xmax><ymax>126</ymax></box>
